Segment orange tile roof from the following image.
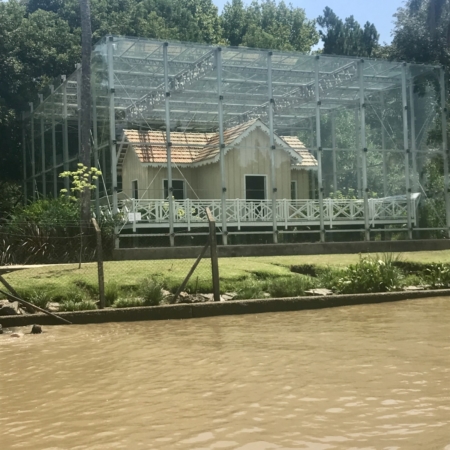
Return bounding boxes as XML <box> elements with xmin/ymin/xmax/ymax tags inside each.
<box><xmin>281</xmin><ymin>136</ymin><xmax>318</xmax><ymax>168</ymax></box>
<box><xmin>122</xmin><ymin>120</ymin><xmax>317</xmax><ymax>168</ymax></box>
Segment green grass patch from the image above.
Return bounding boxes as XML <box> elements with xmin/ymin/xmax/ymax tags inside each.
<box><xmin>4</xmin><ymin>251</ymin><xmax>450</xmax><ymax>305</ymax></box>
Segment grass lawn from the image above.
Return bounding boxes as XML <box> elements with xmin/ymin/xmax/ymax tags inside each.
<box><xmin>4</xmin><ymin>250</ymin><xmax>450</xmax><ymax>295</ymax></box>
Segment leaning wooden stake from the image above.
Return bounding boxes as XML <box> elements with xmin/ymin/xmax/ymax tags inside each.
<box><xmin>0</xmin><ymin>289</ymin><xmax>72</xmax><ymax>325</ymax></box>
<box><xmin>206</xmin><ymin>207</ymin><xmax>220</xmax><ymax>302</ymax></box>
<box><xmin>0</xmin><ymin>275</ymin><xmax>21</xmax><ymax>299</ymax></box>
<box><xmin>91</xmin><ymin>218</ymin><xmax>105</xmax><ymax>309</ymax></box>
<box><xmin>173</xmin><ymin>241</ymin><xmax>210</xmax><ymax>303</ymax></box>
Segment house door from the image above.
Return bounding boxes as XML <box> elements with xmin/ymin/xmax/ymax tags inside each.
<box><xmin>245</xmin><ymin>175</ymin><xmax>266</xmax><ymax>200</ymax></box>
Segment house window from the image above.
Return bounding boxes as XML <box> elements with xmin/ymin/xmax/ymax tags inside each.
<box><xmin>245</xmin><ymin>175</ymin><xmax>266</xmax><ymax>200</ymax></box>
<box><xmin>291</xmin><ymin>181</ymin><xmax>297</xmax><ymax>200</ymax></box>
<box><xmin>132</xmin><ymin>180</ymin><xmax>138</xmax><ymax>199</ymax></box>
<box><xmin>164</xmin><ymin>179</ymin><xmax>185</xmax><ymax>199</ymax></box>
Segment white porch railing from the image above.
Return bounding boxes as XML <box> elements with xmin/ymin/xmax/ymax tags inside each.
<box><xmin>99</xmin><ymin>194</ymin><xmax>420</xmax><ymax>230</ymax></box>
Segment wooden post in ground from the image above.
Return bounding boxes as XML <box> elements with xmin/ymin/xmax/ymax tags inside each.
<box><xmin>206</xmin><ymin>207</ymin><xmax>220</xmax><ymax>302</ymax></box>
<box><xmin>92</xmin><ymin>218</ymin><xmax>105</xmax><ymax>309</ymax></box>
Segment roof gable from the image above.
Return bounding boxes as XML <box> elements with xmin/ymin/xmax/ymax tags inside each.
<box><xmin>121</xmin><ymin>119</ymin><xmax>317</xmax><ymax>169</ymax></box>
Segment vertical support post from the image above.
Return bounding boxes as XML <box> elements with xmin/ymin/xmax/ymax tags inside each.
<box><xmin>440</xmin><ymin>67</ymin><xmax>450</xmax><ymax>237</ymax></box>
<box><xmin>50</xmin><ymin>85</ymin><xmax>57</xmax><ymax>198</ymax></box>
<box><xmin>331</xmin><ymin>110</ymin><xmax>338</xmax><ymax>193</ymax></box>
<box><xmin>207</xmin><ymin>208</ymin><xmax>220</xmax><ymax>302</ymax></box>
<box><xmin>29</xmin><ymin>102</ymin><xmax>36</xmax><ymax>200</ymax></box>
<box><xmin>354</xmin><ymin>109</ymin><xmax>362</xmax><ymax>197</ymax></box>
<box><xmin>163</xmin><ymin>42</ymin><xmax>175</xmax><ymax>247</ymax></box>
<box><xmin>92</xmin><ymin>75</ymin><xmax>100</xmax><ymax>218</ymax></box>
<box><xmin>39</xmin><ymin>94</ymin><xmax>46</xmax><ymax>197</ymax></box>
<box><xmin>91</xmin><ymin>218</ymin><xmax>105</xmax><ymax>309</ymax></box>
<box><xmin>76</xmin><ymin>63</ymin><xmax>82</xmax><ymax>160</ymax></box>
<box><xmin>62</xmin><ymin>75</ymin><xmax>70</xmax><ymax>192</ymax></box>
<box><xmin>216</xmin><ymin>47</ymin><xmax>228</xmax><ymax>245</ymax></box>
<box><xmin>22</xmin><ymin>112</ymin><xmax>27</xmax><ymax>203</ymax></box>
<box><xmin>358</xmin><ymin>60</ymin><xmax>370</xmax><ymax>241</ymax></box>
<box><xmin>380</xmin><ymin>91</ymin><xmax>388</xmax><ymax>197</ymax></box>
<box><xmin>309</xmin><ymin>117</ymin><xmax>316</xmax><ymax>199</ymax></box>
<box><xmin>267</xmin><ymin>51</ymin><xmax>278</xmax><ymax>243</ymax></box>
<box><xmin>409</xmin><ymin>76</ymin><xmax>418</xmax><ymax>193</ymax></box>
<box><xmin>107</xmin><ymin>36</ymin><xmax>119</xmax><ymax>248</ymax></box>
<box><xmin>314</xmin><ymin>56</ymin><xmax>325</xmax><ymax>242</ymax></box>
<box><xmin>401</xmin><ymin>63</ymin><xmax>413</xmax><ymax>239</ymax></box>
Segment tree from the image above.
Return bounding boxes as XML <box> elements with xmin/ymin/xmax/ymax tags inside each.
<box><xmin>317</xmin><ymin>7</ymin><xmax>379</xmax><ymax>57</ymax></box>
<box><xmin>221</xmin><ymin>0</ymin><xmax>319</xmax><ymax>51</ymax></box>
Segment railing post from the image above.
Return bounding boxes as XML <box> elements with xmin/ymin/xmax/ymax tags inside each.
<box><xmin>314</xmin><ymin>56</ymin><xmax>325</xmax><ymax>242</ymax></box>
<box><xmin>401</xmin><ymin>63</ymin><xmax>413</xmax><ymax>239</ymax></box>
<box><xmin>206</xmin><ymin>208</ymin><xmax>220</xmax><ymax>302</ymax></box>
<box><xmin>358</xmin><ymin>60</ymin><xmax>370</xmax><ymax>241</ymax></box>
<box><xmin>187</xmin><ymin>198</ymin><xmax>191</xmax><ymax>231</ymax></box>
<box><xmin>267</xmin><ymin>51</ymin><xmax>278</xmax><ymax>243</ymax></box>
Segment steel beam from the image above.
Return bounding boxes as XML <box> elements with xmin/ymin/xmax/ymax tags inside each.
<box><xmin>29</xmin><ymin>102</ymin><xmax>36</xmax><ymax>200</ymax></box>
<box><xmin>22</xmin><ymin>112</ymin><xmax>27</xmax><ymax>203</ymax></box>
<box><xmin>38</xmin><ymin>94</ymin><xmax>46</xmax><ymax>197</ymax></box>
<box><xmin>358</xmin><ymin>61</ymin><xmax>370</xmax><ymax>241</ymax></box>
<box><xmin>440</xmin><ymin>67</ymin><xmax>450</xmax><ymax>237</ymax></box>
<box><xmin>380</xmin><ymin>91</ymin><xmax>388</xmax><ymax>197</ymax></box>
<box><xmin>314</xmin><ymin>57</ymin><xmax>325</xmax><ymax>242</ymax></box>
<box><xmin>163</xmin><ymin>42</ymin><xmax>175</xmax><ymax>247</ymax></box>
<box><xmin>216</xmin><ymin>47</ymin><xmax>228</xmax><ymax>245</ymax></box>
<box><xmin>267</xmin><ymin>52</ymin><xmax>278</xmax><ymax>243</ymax></box>
<box><xmin>50</xmin><ymin>85</ymin><xmax>57</xmax><ymax>198</ymax></box>
<box><xmin>331</xmin><ymin>110</ymin><xmax>337</xmax><ymax>193</ymax></box>
<box><xmin>107</xmin><ymin>36</ymin><xmax>120</xmax><ymax>249</ymax></box>
<box><xmin>401</xmin><ymin>64</ymin><xmax>413</xmax><ymax>239</ymax></box>
<box><xmin>62</xmin><ymin>75</ymin><xmax>70</xmax><ymax>192</ymax></box>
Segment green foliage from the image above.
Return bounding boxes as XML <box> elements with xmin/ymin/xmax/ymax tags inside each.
<box><xmin>233</xmin><ymin>277</ymin><xmax>267</xmax><ymax>300</ymax></box>
<box><xmin>424</xmin><ymin>263</ymin><xmax>450</xmax><ymax>287</ymax></box>
<box><xmin>59</xmin><ymin>299</ymin><xmax>97</xmax><ymax>311</ymax></box>
<box><xmin>59</xmin><ymin>164</ymin><xmax>102</xmax><ymax>199</ymax></box>
<box><xmin>335</xmin><ymin>254</ymin><xmax>403</xmax><ymax>294</ymax></box>
<box><xmin>221</xmin><ymin>0</ymin><xmax>319</xmax><ymax>51</ymax></box>
<box><xmin>137</xmin><ymin>277</ymin><xmax>164</xmax><ymax>306</ymax></box>
<box><xmin>317</xmin><ymin>7</ymin><xmax>379</xmax><ymax>56</ymax></box>
<box><xmin>266</xmin><ymin>275</ymin><xmax>316</xmax><ymax>298</ymax></box>
<box><xmin>113</xmin><ymin>296</ymin><xmax>144</xmax><ymax>308</ymax></box>
<box><xmin>104</xmin><ymin>281</ymin><xmax>119</xmax><ymax>306</ymax></box>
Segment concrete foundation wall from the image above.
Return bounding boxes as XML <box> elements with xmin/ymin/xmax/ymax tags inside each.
<box><xmin>114</xmin><ymin>239</ymin><xmax>450</xmax><ymax>261</ymax></box>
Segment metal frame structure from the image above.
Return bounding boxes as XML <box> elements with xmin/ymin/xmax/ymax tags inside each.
<box><xmin>21</xmin><ymin>36</ymin><xmax>449</xmax><ymax>246</ymax></box>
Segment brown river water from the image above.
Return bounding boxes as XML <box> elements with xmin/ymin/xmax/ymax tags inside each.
<box><xmin>1</xmin><ymin>297</ymin><xmax>450</xmax><ymax>450</ymax></box>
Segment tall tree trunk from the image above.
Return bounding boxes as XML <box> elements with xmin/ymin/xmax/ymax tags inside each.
<box><xmin>80</xmin><ymin>0</ymin><xmax>92</xmax><ymax>226</ymax></box>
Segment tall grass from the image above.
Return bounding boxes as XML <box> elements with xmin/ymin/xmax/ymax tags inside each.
<box><xmin>335</xmin><ymin>254</ymin><xmax>402</xmax><ymax>294</ymax></box>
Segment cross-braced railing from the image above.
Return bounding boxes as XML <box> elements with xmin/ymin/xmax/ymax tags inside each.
<box><xmin>98</xmin><ymin>195</ymin><xmax>420</xmax><ymax>231</ymax></box>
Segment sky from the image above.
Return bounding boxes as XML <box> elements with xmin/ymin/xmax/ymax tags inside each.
<box><xmin>213</xmin><ymin>0</ymin><xmax>405</xmax><ymax>45</ymax></box>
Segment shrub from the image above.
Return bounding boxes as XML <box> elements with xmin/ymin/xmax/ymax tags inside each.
<box><xmin>336</xmin><ymin>254</ymin><xmax>402</xmax><ymax>294</ymax></box>
<box><xmin>316</xmin><ymin>267</ymin><xmax>345</xmax><ymax>291</ymax></box>
<box><xmin>17</xmin><ymin>288</ymin><xmax>53</xmax><ymax>309</ymax></box>
<box><xmin>233</xmin><ymin>277</ymin><xmax>267</xmax><ymax>300</ymax></box>
<box><xmin>266</xmin><ymin>275</ymin><xmax>316</xmax><ymax>298</ymax></box>
<box><xmin>138</xmin><ymin>277</ymin><xmax>164</xmax><ymax>306</ymax></box>
<box><xmin>423</xmin><ymin>263</ymin><xmax>450</xmax><ymax>288</ymax></box>
<box><xmin>113</xmin><ymin>297</ymin><xmax>144</xmax><ymax>308</ymax></box>
<box><xmin>59</xmin><ymin>300</ymin><xmax>97</xmax><ymax>311</ymax></box>
<box><xmin>104</xmin><ymin>281</ymin><xmax>119</xmax><ymax>306</ymax></box>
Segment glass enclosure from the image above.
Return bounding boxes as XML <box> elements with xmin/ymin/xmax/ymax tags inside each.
<box><xmin>22</xmin><ymin>36</ymin><xmax>449</xmax><ymax>246</ymax></box>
